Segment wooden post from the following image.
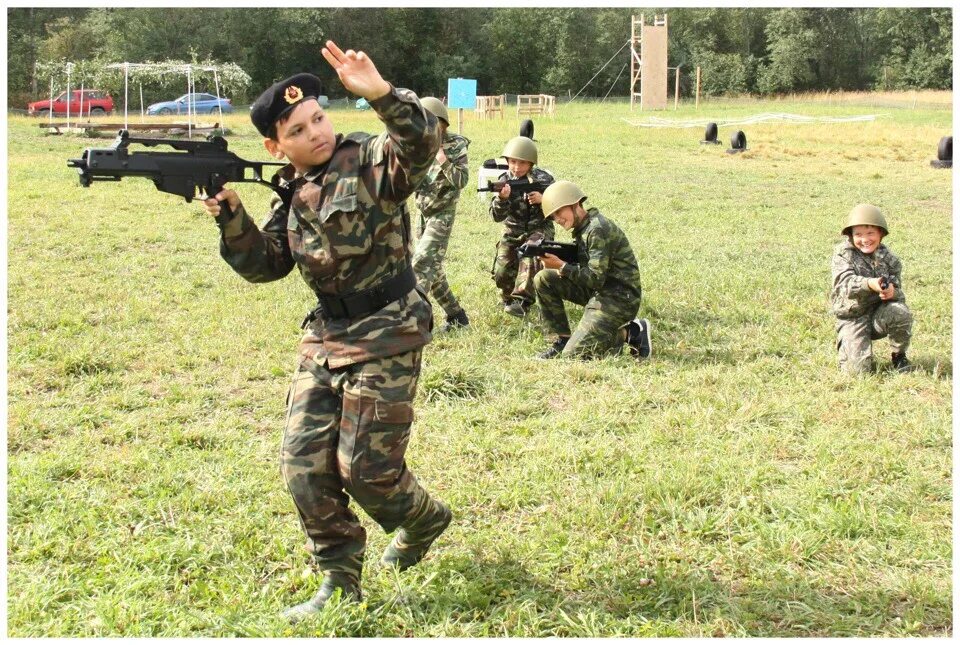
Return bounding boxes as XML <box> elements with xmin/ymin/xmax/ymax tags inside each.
<box><xmin>674</xmin><ymin>67</ymin><xmax>680</xmax><ymax>110</ymax></box>
<box><xmin>695</xmin><ymin>66</ymin><xmax>701</xmax><ymax>109</ymax></box>
<box><xmin>458</xmin><ymin>108</ymin><xmax>463</xmax><ymax>134</ymax></box>
<box><xmin>630</xmin><ymin>15</ymin><xmax>636</xmax><ymax>110</ymax></box>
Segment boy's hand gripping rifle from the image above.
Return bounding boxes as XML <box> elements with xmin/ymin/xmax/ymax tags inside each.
<box><xmin>67</xmin><ymin>129</ymin><xmax>294</xmax><ymax>227</ymax></box>
<box><xmin>477</xmin><ymin>177</ymin><xmax>550</xmax><ymax>198</ymax></box>
<box><xmin>518</xmin><ymin>235</ymin><xmax>579</xmax><ymax>264</ymax></box>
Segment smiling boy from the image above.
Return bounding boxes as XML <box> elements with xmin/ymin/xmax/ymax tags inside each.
<box><xmin>830</xmin><ymin>203</ymin><xmax>913</xmax><ymax>374</ymax></box>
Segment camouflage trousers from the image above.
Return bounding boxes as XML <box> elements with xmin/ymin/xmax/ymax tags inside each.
<box><xmin>492</xmin><ymin>231</ymin><xmax>550</xmax><ymax>304</ymax></box>
<box><xmin>534</xmin><ymin>269</ymin><xmax>641</xmax><ymax>359</ymax></box>
<box><xmin>280</xmin><ymin>349</ymin><xmax>446</xmax><ymax>580</ymax></box>
<box><xmin>836</xmin><ymin>302</ymin><xmax>913</xmax><ymax>374</ymax></box>
<box><xmin>413</xmin><ymin>209</ymin><xmax>463</xmax><ymax>318</ymax></box>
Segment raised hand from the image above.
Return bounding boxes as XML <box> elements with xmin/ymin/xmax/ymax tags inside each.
<box><xmin>321</xmin><ymin>40</ymin><xmax>390</xmax><ymax>102</ymax></box>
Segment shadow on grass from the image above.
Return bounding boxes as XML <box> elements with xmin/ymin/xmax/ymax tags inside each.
<box><xmin>893</xmin><ymin>354</ymin><xmax>952</xmax><ymax>380</ymax></box>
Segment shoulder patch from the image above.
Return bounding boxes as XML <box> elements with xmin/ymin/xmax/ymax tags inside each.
<box><xmin>534</xmin><ymin>168</ymin><xmax>555</xmax><ymax>182</ymax></box>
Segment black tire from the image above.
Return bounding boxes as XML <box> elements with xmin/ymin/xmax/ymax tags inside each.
<box><xmin>90</xmin><ymin>107</ymin><xmax>105</xmax><ymax>116</ymax></box>
<box><xmin>937</xmin><ymin>136</ymin><xmax>952</xmax><ymax>161</ymax></box>
<box><xmin>37</xmin><ymin>108</ymin><xmax>50</xmax><ymax>118</ymax></box>
<box><xmin>158</xmin><ymin>107</ymin><xmax>172</xmax><ymax>115</ymax></box>
<box><xmin>704</xmin><ymin>122</ymin><xmax>718</xmax><ymax>142</ymax></box>
<box><xmin>519</xmin><ymin>118</ymin><xmax>534</xmax><ymax>139</ymax></box>
<box><xmin>731</xmin><ymin>130</ymin><xmax>746</xmax><ymax>150</ymax></box>
<box><xmin>210</xmin><ymin>107</ymin><xmax>220</xmax><ymax>115</ymax></box>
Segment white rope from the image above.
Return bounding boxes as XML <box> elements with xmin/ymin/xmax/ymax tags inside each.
<box><xmin>621</xmin><ymin>112</ymin><xmax>881</xmax><ymax>128</ymax></box>
<box><xmin>564</xmin><ymin>39</ymin><xmax>631</xmax><ymax>106</ymax></box>
<box><xmin>602</xmin><ymin>61</ymin><xmax>628</xmax><ymax>103</ymax></box>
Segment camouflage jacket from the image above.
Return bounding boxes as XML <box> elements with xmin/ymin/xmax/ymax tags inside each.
<box><xmin>560</xmin><ymin>208</ymin><xmax>642</xmax><ymax>302</ymax></box>
<box><xmin>414</xmin><ymin>131</ymin><xmax>470</xmax><ymax>216</ymax></box>
<box><xmin>830</xmin><ymin>240</ymin><xmax>906</xmax><ymax>320</ymax></box>
<box><xmin>218</xmin><ymin>85</ymin><xmax>441</xmax><ymax>368</ymax></box>
<box><xmin>489</xmin><ymin>167</ymin><xmax>555</xmax><ymax>241</ymax></box>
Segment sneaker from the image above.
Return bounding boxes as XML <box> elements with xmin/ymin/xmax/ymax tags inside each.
<box><xmin>627</xmin><ymin>318</ymin><xmax>652</xmax><ymax>359</ymax></box>
<box><xmin>536</xmin><ymin>337</ymin><xmax>569</xmax><ymax>359</ymax></box>
<box><xmin>891</xmin><ymin>352</ymin><xmax>912</xmax><ymax>373</ymax></box>
<box><xmin>281</xmin><ymin>572</ymin><xmax>361</xmax><ymax>623</ymax></box>
<box><xmin>381</xmin><ymin>502</ymin><xmax>452</xmax><ymax>572</ymax></box>
<box><xmin>503</xmin><ymin>300</ymin><xmax>530</xmax><ymax>318</ymax></box>
<box><xmin>438</xmin><ymin>309</ymin><xmax>470</xmax><ymax>333</ymax></box>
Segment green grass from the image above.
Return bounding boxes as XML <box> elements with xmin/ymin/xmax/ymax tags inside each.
<box><xmin>7</xmin><ymin>93</ymin><xmax>952</xmax><ymax>636</ymax></box>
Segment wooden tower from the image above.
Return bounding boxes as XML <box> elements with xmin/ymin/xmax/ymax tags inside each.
<box><xmin>630</xmin><ymin>14</ymin><xmax>669</xmax><ymax>110</ymax></box>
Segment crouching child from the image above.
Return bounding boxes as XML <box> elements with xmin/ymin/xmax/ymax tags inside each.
<box><xmin>830</xmin><ymin>203</ymin><xmax>913</xmax><ymax>374</ymax></box>
<box><xmin>533</xmin><ymin>180</ymin><xmax>651</xmax><ymax>360</ymax></box>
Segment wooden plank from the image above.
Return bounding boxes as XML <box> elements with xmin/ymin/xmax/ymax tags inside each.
<box><xmin>640</xmin><ymin>23</ymin><xmax>668</xmax><ymax>110</ymax></box>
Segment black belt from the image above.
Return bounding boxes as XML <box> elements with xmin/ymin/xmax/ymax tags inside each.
<box><xmin>303</xmin><ymin>266</ymin><xmax>417</xmax><ymax>325</ymax></box>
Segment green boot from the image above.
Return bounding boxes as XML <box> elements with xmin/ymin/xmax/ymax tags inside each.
<box><xmin>281</xmin><ymin>572</ymin><xmax>361</xmax><ymax>623</ymax></box>
<box><xmin>381</xmin><ymin>501</ymin><xmax>452</xmax><ymax>572</ymax></box>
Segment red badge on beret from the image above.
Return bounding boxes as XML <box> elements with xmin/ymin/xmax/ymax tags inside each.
<box><xmin>284</xmin><ymin>85</ymin><xmax>304</xmax><ymax>105</ymax></box>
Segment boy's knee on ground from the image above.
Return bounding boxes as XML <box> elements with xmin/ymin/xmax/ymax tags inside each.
<box><xmin>533</xmin><ymin>268</ymin><xmax>562</xmax><ymax>293</ymax></box>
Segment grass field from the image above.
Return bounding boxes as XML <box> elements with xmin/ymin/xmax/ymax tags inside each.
<box><xmin>6</xmin><ymin>91</ymin><xmax>952</xmax><ymax>636</ymax></box>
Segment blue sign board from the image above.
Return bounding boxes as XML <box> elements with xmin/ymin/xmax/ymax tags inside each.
<box><xmin>447</xmin><ymin>78</ymin><xmax>477</xmax><ymax>110</ymax></box>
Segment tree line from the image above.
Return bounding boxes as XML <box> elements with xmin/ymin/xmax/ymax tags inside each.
<box><xmin>7</xmin><ymin>7</ymin><xmax>952</xmax><ymax>108</ymax></box>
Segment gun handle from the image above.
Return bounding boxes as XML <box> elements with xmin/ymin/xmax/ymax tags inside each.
<box><xmin>215</xmin><ymin>199</ymin><xmax>234</xmax><ymax>228</ymax></box>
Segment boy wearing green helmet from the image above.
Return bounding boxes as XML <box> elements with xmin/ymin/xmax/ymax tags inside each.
<box><xmin>412</xmin><ymin>96</ymin><xmax>472</xmax><ymax>333</ymax></box>
<box><xmin>830</xmin><ymin>204</ymin><xmax>913</xmax><ymax>373</ymax></box>
<box><xmin>533</xmin><ymin>180</ymin><xmax>650</xmax><ymax>360</ymax></box>
<box><xmin>489</xmin><ymin>135</ymin><xmax>555</xmax><ymax>317</ymax></box>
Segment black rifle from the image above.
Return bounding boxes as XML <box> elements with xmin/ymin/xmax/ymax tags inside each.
<box><xmin>518</xmin><ymin>237</ymin><xmax>579</xmax><ymax>264</ymax></box>
<box><xmin>879</xmin><ymin>275</ymin><xmax>897</xmax><ymax>290</ymax></box>
<box><xmin>477</xmin><ymin>178</ymin><xmax>550</xmax><ymax>197</ymax></box>
<box><xmin>67</xmin><ymin>129</ymin><xmax>294</xmax><ymax>227</ymax></box>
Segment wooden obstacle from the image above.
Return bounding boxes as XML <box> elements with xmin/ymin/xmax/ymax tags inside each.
<box><xmin>631</xmin><ymin>13</ymin><xmax>669</xmax><ymax>110</ymax></box>
<box><xmin>475</xmin><ymin>95</ymin><xmax>506</xmax><ymax>119</ymax></box>
<box><xmin>39</xmin><ymin>121</ymin><xmax>223</xmax><ymax>136</ymax></box>
<box><xmin>516</xmin><ymin>94</ymin><xmax>556</xmax><ymax>118</ymax></box>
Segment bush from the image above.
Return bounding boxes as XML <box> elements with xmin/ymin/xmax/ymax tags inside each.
<box><xmin>692</xmin><ymin>49</ymin><xmax>752</xmax><ymax>97</ymax></box>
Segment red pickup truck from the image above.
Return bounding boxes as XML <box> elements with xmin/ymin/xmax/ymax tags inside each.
<box><xmin>28</xmin><ymin>89</ymin><xmax>114</xmax><ymax>117</ymax></box>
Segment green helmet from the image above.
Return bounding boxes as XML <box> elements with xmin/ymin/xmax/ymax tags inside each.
<box><xmin>420</xmin><ymin>96</ymin><xmax>449</xmax><ymax>125</ymax></box>
<box><xmin>502</xmin><ymin>136</ymin><xmax>538</xmax><ymax>164</ymax></box>
<box><xmin>842</xmin><ymin>203</ymin><xmax>888</xmax><ymax>236</ymax></box>
<box><xmin>542</xmin><ymin>180</ymin><xmax>587</xmax><ymax>218</ymax></box>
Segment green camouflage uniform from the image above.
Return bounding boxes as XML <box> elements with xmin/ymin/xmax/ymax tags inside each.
<box><xmin>830</xmin><ymin>240</ymin><xmax>913</xmax><ymax>374</ymax></box>
<box><xmin>218</xmin><ymin>85</ymin><xmax>448</xmax><ymax>585</ymax></box>
<box><xmin>412</xmin><ymin>131</ymin><xmax>470</xmax><ymax>318</ymax></box>
<box><xmin>489</xmin><ymin>167</ymin><xmax>555</xmax><ymax>304</ymax></box>
<box><xmin>534</xmin><ymin>208</ymin><xmax>642</xmax><ymax>359</ymax></box>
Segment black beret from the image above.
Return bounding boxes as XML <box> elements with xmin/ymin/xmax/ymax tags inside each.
<box><xmin>250</xmin><ymin>73</ymin><xmax>324</xmax><ymax>137</ymax></box>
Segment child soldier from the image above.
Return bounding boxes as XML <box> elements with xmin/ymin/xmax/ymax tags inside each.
<box><xmin>830</xmin><ymin>203</ymin><xmax>913</xmax><ymax>374</ymax></box>
<box><xmin>533</xmin><ymin>180</ymin><xmax>651</xmax><ymax>360</ymax></box>
<box><xmin>411</xmin><ymin>97</ymin><xmax>471</xmax><ymax>332</ymax></box>
<box><xmin>489</xmin><ymin>136</ymin><xmax>555</xmax><ymax>317</ymax></box>
<box><xmin>202</xmin><ymin>42</ymin><xmax>451</xmax><ymax>621</ymax></box>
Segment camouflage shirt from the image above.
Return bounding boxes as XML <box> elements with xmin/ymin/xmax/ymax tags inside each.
<box><xmin>560</xmin><ymin>208</ymin><xmax>642</xmax><ymax>302</ymax></box>
<box><xmin>414</xmin><ymin>131</ymin><xmax>470</xmax><ymax>216</ymax></box>
<box><xmin>830</xmin><ymin>240</ymin><xmax>906</xmax><ymax>320</ymax></box>
<box><xmin>489</xmin><ymin>167</ymin><xmax>555</xmax><ymax>241</ymax></box>
<box><xmin>218</xmin><ymin>85</ymin><xmax>441</xmax><ymax>369</ymax></box>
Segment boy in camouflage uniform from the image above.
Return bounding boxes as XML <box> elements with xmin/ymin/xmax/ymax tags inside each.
<box><xmin>533</xmin><ymin>180</ymin><xmax>651</xmax><ymax>360</ymax></box>
<box><xmin>202</xmin><ymin>42</ymin><xmax>451</xmax><ymax>621</ymax></box>
<box><xmin>412</xmin><ymin>97</ymin><xmax>471</xmax><ymax>332</ymax></box>
<box><xmin>489</xmin><ymin>136</ymin><xmax>555</xmax><ymax>317</ymax></box>
<box><xmin>830</xmin><ymin>203</ymin><xmax>913</xmax><ymax>374</ymax></box>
